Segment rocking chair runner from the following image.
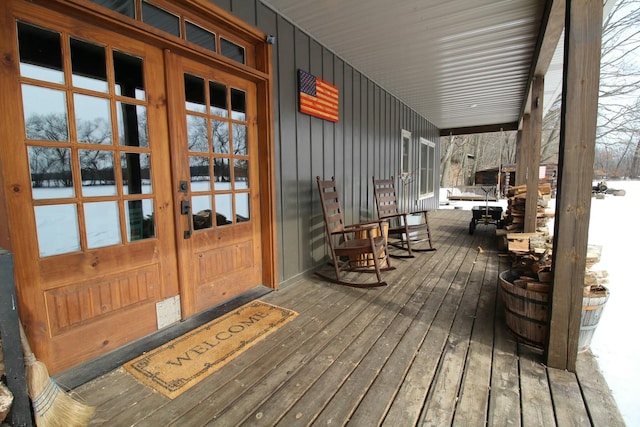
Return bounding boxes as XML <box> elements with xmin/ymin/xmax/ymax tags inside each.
<box><xmin>316</xmin><ymin>176</ymin><xmax>394</xmax><ymax>287</ymax></box>
<box><xmin>372</xmin><ymin>176</ymin><xmax>436</xmax><ymax>257</ymax></box>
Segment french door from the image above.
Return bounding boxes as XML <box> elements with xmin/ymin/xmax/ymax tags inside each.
<box><xmin>165</xmin><ymin>53</ymin><xmax>263</xmax><ymax>317</ymax></box>
<box><xmin>1</xmin><ymin>0</ymin><xmax>266</xmax><ymax>373</ymax></box>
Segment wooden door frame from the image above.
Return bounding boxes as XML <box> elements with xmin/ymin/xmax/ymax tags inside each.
<box><xmin>1</xmin><ymin>0</ymin><xmax>278</xmax><ymax>293</ymax></box>
<box><xmin>0</xmin><ymin>0</ymin><xmax>277</xmax><ymax>370</ymax></box>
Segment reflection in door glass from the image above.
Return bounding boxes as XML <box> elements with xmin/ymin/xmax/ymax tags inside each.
<box><xmin>214</xmin><ymin>158</ymin><xmax>230</xmax><ymax>183</ymax></box>
<box><xmin>121</xmin><ymin>152</ymin><xmax>152</xmax><ymax>194</ymax></box>
<box><xmin>236</xmin><ymin>193</ymin><xmax>249</xmax><ymax>222</ymax></box>
<box><xmin>85</xmin><ymin>201</ymin><xmax>121</xmax><ymax>248</ymax></box>
<box><xmin>184</xmin><ymin>74</ymin><xmax>206</xmax><ymax>113</ymax></box>
<box><xmin>75</xmin><ymin>94</ymin><xmax>113</xmax><ymax>144</ymax></box>
<box><xmin>231</xmin><ymin>88</ymin><xmax>246</xmax><ymax>121</ymax></box>
<box><xmin>192</xmin><ymin>195</ymin><xmax>213</xmax><ymax>230</ymax></box>
<box><xmin>232</xmin><ymin>124</ymin><xmax>247</xmax><ymax>155</ymax></box>
<box><xmin>29</xmin><ymin>146</ymin><xmax>74</xmax><ymax>199</ymax></box>
<box><xmin>71</xmin><ymin>38</ymin><xmax>108</xmax><ymax>92</ymax></box>
<box><xmin>114</xmin><ymin>50</ymin><xmax>145</xmax><ymax>100</ymax></box>
<box><xmin>22</xmin><ymin>85</ymin><xmax>69</xmax><ymax>141</ymax></box>
<box><xmin>190</xmin><ymin>156</ymin><xmax>211</xmax><ymax>191</ymax></box>
<box><xmin>212</xmin><ymin>120</ymin><xmax>229</xmax><ymax>153</ymax></box>
<box><xmin>18</xmin><ymin>22</ymin><xmax>64</xmax><ymax>84</ymax></box>
<box><xmin>187</xmin><ymin>115</ymin><xmax>208</xmax><ymax>152</ymax></box>
<box><xmin>215</xmin><ymin>194</ymin><xmax>233</xmax><ymax>226</ymax></box>
<box><xmin>34</xmin><ymin>204</ymin><xmax>80</xmax><ymax>257</ymax></box>
<box><xmin>125</xmin><ymin>199</ymin><xmax>155</xmax><ymax>241</ymax></box>
<box><xmin>117</xmin><ymin>102</ymin><xmax>148</xmax><ymax>147</ymax></box>
<box><xmin>234</xmin><ymin>159</ymin><xmax>249</xmax><ymax>187</ymax></box>
<box><xmin>80</xmin><ymin>149</ymin><xmax>116</xmax><ymax>196</ymax></box>
<box><xmin>209</xmin><ymin>81</ymin><xmax>228</xmax><ymax>117</ymax></box>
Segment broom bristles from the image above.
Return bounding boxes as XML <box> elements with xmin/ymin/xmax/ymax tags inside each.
<box><xmin>20</xmin><ymin>323</ymin><xmax>95</xmax><ymax>427</ymax></box>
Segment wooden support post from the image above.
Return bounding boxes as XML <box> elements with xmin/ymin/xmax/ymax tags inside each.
<box><xmin>517</xmin><ymin>115</ymin><xmax>531</xmax><ymax>187</ymax></box>
<box><xmin>514</xmin><ymin>130</ymin><xmax>524</xmax><ymax>186</ymax></box>
<box><xmin>524</xmin><ymin>76</ymin><xmax>544</xmax><ymax>233</ymax></box>
<box><xmin>547</xmin><ymin>0</ymin><xmax>603</xmax><ymax>371</ymax></box>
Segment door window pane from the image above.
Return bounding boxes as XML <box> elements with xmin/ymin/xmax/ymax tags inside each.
<box><xmin>142</xmin><ymin>1</ymin><xmax>180</xmax><ymax>37</ymax></box>
<box><xmin>85</xmin><ymin>201</ymin><xmax>121</xmax><ymax>248</ymax></box>
<box><xmin>215</xmin><ymin>194</ymin><xmax>232</xmax><ymax>226</ymax></box>
<box><xmin>214</xmin><ymin>158</ymin><xmax>230</xmax><ymax>184</ymax></box>
<box><xmin>122</xmin><ymin>152</ymin><xmax>152</xmax><ymax>194</ymax></box>
<box><xmin>35</xmin><ymin>204</ymin><xmax>80</xmax><ymax>257</ymax></box>
<box><xmin>80</xmin><ymin>149</ymin><xmax>116</xmax><ymax>196</ymax></box>
<box><xmin>22</xmin><ymin>85</ymin><xmax>69</xmax><ymax>141</ymax></box>
<box><xmin>192</xmin><ymin>195</ymin><xmax>212</xmax><ymax>230</ymax></box>
<box><xmin>190</xmin><ymin>156</ymin><xmax>210</xmax><ymax>191</ymax></box>
<box><xmin>212</xmin><ymin>120</ymin><xmax>229</xmax><ymax>153</ymax></box>
<box><xmin>184</xmin><ymin>74</ymin><xmax>206</xmax><ymax>113</ymax></box>
<box><xmin>29</xmin><ymin>146</ymin><xmax>74</xmax><ymax>198</ymax></box>
<box><xmin>235</xmin><ymin>193</ymin><xmax>249</xmax><ymax>222</ymax></box>
<box><xmin>209</xmin><ymin>81</ymin><xmax>228</xmax><ymax>117</ymax></box>
<box><xmin>126</xmin><ymin>199</ymin><xmax>155</xmax><ymax>241</ymax></box>
<box><xmin>187</xmin><ymin>115</ymin><xmax>208</xmax><ymax>152</ymax></box>
<box><xmin>232</xmin><ymin>124</ymin><xmax>247</xmax><ymax>155</ymax></box>
<box><xmin>71</xmin><ymin>38</ymin><xmax>108</xmax><ymax>92</ymax></box>
<box><xmin>186</xmin><ymin>21</ymin><xmax>215</xmax><ymax>52</ymax></box>
<box><xmin>117</xmin><ymin>102</ymin><xmax>148</xmax><ymax>147</ymax></box>
<box><xmin>74</xmin><ymin>94</ymin><xmax>113</xmax><ymax>144</ymax></box>
<box><xmin>18</xmin><ymin>22</ymin><xmax>64</xmax><ymax>84</ymax></box>
<box><xmin>231</xmin><ymin>88</ymin><xmax>246</xmax><ymax>121</ymax></box>
<box><xmin>114</xmin><ymin>50</ymin><xmax>145</xmax><ymax>100</ymax></box>
<box><xmin>234</xmin><ymin>159</ymin><xmax>248</xmax><ymax>188</ymax></box>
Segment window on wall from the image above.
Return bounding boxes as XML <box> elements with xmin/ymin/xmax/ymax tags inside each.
<box><xmin>419</xmin><ymin>137</ymin><xmax>436</xmax><ymax>198</ymax></box>
<box><xmin>401</xmin><ymin>129</ymin><xmax>411</xmax><ymax>177</ymax></box>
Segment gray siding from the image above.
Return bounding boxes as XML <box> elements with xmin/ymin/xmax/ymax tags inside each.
<box><xmin>215</xmin><ymin>0</ymin><xmax>441</xmax><ymax>284</ymax></box>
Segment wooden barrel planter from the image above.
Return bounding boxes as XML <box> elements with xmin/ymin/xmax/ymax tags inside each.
<box><xmin>579</xmin><ymin>287</ymin><xmax>609</xmax><ymax>352</ymax></box>
<box><xmin>499</xmin><ymin>270</ymin><xmax>549</xmax><ymax>346</ymax></box>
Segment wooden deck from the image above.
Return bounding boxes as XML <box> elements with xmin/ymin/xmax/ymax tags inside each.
<box><xmin>72</xmin><ymin>209</ymin><xmax>625</xmax><ymax>426</ymax></box>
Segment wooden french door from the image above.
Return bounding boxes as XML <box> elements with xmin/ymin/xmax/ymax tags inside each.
<box><xmin>0</xmin><ymin>0</ymin><xmax>267</xmax><ymax>373</ymax></box>
<box><xmin>165</xmin><ymin>53</ymin><xmax>263</xmax><ymax>317</ymax></box>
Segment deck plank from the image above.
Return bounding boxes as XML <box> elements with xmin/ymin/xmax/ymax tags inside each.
<box><xmin>68</xmin><ymin>209</ymin><xmax>625</xmax><ymax>427</ymax></box>
<box><xmin>451</xmin><ymin>244</ymin><xmax>498</xmax><ymax>427</ymax></box>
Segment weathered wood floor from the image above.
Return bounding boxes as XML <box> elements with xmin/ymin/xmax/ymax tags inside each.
<box><xmin>73</xmin><ymin>209</ymin><xmax>625</xmax><ymax>426</ymax></box>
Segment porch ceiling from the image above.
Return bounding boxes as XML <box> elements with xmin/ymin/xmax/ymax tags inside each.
<box><xmin>261</xmin><ymin>0</ymin><xmax>563</xmax><ymax>135</ymax></box>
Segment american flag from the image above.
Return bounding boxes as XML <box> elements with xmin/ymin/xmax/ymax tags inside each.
<box><xmin>298</xmin><ymin>69</ymin><xmax>339</xmax><ymax>122</ymax></box>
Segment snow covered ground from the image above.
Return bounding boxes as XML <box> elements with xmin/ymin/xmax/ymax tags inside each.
<box><xmin>440</xmin><ymin>180</ymin><xmax>639</xmax><ymax>426</ymax></box>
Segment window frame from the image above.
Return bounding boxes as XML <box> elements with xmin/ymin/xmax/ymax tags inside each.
<box><xmin>400</xmin><ymin>129</ymin><xmax>411</xmax><ymax>178</ymax></box>
<box><xmin>418</xmin><ymin>137</ymin><xmax>436</xmax><ymax>199</ymax></box>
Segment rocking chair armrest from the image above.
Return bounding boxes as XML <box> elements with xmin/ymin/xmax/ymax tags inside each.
<box><xmin>379</xmin><ymin>212</ymin><xmax>408</xmax><ymax>221</ymax></box>
<box><xmin>406</xmin><ymin>209</ymin><xmax>429</xmax><ymax>216</ymax></box>
<box><xmin>343</xmin><ymin>221</ymin><xmax>382</xmax><ymax>234</ymax></box>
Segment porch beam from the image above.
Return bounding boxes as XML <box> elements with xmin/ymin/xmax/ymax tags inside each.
<box><xmin>524</xmin><ymin>76</ymin><xmax>544</xmax><ymax>233</ymax></box>
<box><xmin>438</xmin><ymin>121</ymin><xmax>518</xmax><ymax>137</ymax></box>
<box><xmin>547</xmin><ymin>0</ymin><xmax>603</xmax><ymax>371</ymax></box>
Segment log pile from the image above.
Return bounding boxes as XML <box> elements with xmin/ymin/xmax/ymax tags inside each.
<box><xmin>503</xmin><ymin>235</ymin><xmax>607</xmax><ymax>298</ymax></box>
<box><xmin>502</xmin><ymin>183</ymin><xmax>553</xmax><ymax>232</ymax></box>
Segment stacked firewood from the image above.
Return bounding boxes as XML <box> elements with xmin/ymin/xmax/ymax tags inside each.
<box><xmin>502</xmin><ymin>183</ymin><xmax>553</xmax><ymax>232</ymax></box>
<box><xmin>504</xmin><ymin>235</ymin><xmax>607</xmax><ymax>297</ymax></box>
<box><xmin>506</xmin><ymin>233</ymin><xmax>553</xmax><ymax>293</ymax></box>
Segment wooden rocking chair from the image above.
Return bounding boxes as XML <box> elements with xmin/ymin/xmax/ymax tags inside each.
<box><xmin>372</xmin><ymin>176</ymin><xmax>436</xmax><ymax>257</ymax></box>
<box><xmin>316</xmin><ymin>176</ymin><xmax>394</xmax><ymax>287</ymax></box>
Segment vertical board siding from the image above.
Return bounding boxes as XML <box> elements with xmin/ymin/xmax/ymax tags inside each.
<box><xmin>217</xmin><ymin>1</ymin><xmax>440</xmax><ymax>283</ymax></box>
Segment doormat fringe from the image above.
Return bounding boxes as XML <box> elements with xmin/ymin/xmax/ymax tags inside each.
<box><xmin>124</xmin><ymin>300</ymin><xmax>297</xmax><ymax>399</ymax></box>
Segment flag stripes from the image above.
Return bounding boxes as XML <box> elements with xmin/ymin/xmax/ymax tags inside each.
<box><xmin>298</xmin><ymin>69</ymin><xmax>339</xmax><ymax>122</ymax></box>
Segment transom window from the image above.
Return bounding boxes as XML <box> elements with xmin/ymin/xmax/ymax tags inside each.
<box><xmin>18</xmin><ymin>21</ymin><xmax>154</xmax><ymax>257</ymax></box>
<box><xmin>89</xmin><ymin>0</ymin><xmax>248</xmax><ymax>65</ymax></box>
<box><xmin>419</xmin><ymin>137</ymin><xmax>436</xmax><ymax>198</ymax></box>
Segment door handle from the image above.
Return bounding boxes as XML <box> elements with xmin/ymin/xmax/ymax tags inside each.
<box><xmin>181</xmin><ymin>200</ymin><xmax>192</xmax><ymax>239</ymax></box>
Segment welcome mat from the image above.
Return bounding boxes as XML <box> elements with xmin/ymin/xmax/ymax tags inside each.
<box><xmin>124</xmin><ymin>300</ymin><xmax>297</xmax><ymax>399</ymax></box>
